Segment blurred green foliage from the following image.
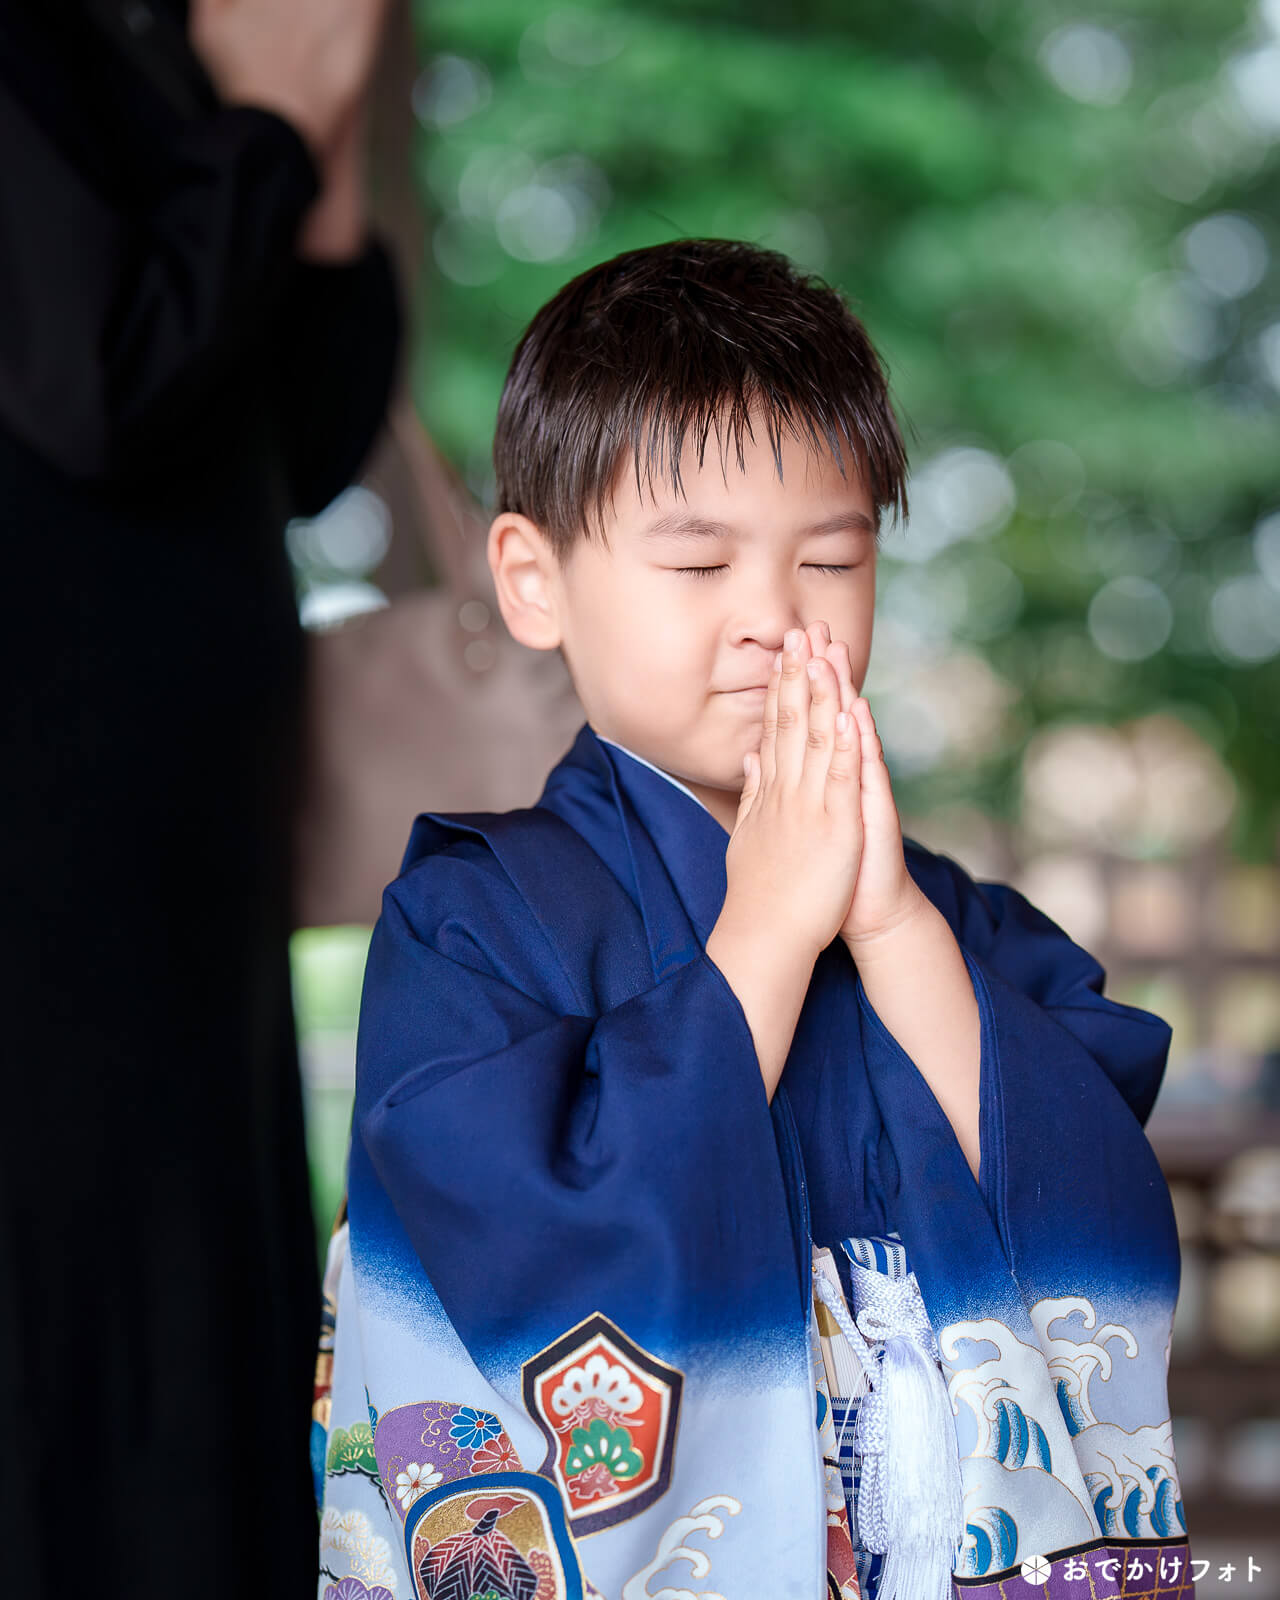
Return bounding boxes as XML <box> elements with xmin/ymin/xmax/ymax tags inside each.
<box><xmin>292</xmin><ymin>928</ymin><xmax>370</xmax><ymax>1248</ymax></box>
<box><xmin>292</xmin><ymin>926</ymin><xmax>372</xmax><ymax>1033</ymax></box>
<box><xmin>409</xmin><ymin>0</ymin><xmax>1280</xmax><ymax>853</ymax></box>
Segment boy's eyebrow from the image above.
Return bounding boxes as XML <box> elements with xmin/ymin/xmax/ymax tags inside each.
<box><xmin>640</xmin><ymin>511</ymin><xmax>875</xmax><ymax>541</ymax></box>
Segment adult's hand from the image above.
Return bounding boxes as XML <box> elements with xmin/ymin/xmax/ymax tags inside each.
<box><xmin>190</xmin><ymin>0</ymin><xmax>389</xmax><ymax>159</ymax></box>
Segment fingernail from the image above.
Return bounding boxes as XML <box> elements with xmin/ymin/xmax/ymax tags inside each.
<box><xmin>805</xmin><ymin>660</ymin><xmax>819</xmax><ymax>680</ymax></box>
<box><xmin>772</xmin><ymin>652</ymin><xmax>782</xmax><ymax>674</ymax></box>
<box><xmin>784</xmin><ymin>628</ymin><xmax>799</xmax><ymax>652</ymax></box>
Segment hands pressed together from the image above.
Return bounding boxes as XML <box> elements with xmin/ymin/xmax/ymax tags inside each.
<box><xmin>727</xmin><ymin>618</ymin><xmax>926</xmax><ymax>962</ymax></box>
<box><xmin>707</xmin><ymin>618</ymin><xmax>982</xmax><ymax>1178</ymax></box>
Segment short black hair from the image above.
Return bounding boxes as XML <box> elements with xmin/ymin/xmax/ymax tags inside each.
<box><xmin>493</xmin><ymin>238</ymin><xmax>908</xmax><ymax>560</ymax></box>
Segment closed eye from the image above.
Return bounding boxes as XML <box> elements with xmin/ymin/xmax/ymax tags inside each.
<box><xmin>673</xmin><ymin>563</ymin><xmax>855</xmax><ymax>579</ymax></box>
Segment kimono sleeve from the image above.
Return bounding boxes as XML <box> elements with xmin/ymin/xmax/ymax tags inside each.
<box><xmin>911</xmin><ymin>847</ymin><xmax>1172</xmax><ymax>1130</ymax></box>
<box><xmin>861</xmin><ymin>846</ymin><xmax>1180</xmax><ymax>1300</ymax></box>
<box><xmin>354</xmin><ymin>850</ymin><xmax>806</xmax><ymax>1362</ymax></box>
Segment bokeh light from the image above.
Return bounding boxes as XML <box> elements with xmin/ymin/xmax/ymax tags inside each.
<box><xmin>1038</xmin><ymin>23</ymin><xmax>1133</xmax><ymax>107</ymax></box>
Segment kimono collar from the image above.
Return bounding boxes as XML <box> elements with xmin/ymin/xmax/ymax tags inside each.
<box><xmin>538</xmin><ymin>723</ymin><xmax>732</xmax><ymax>966</ymax></box>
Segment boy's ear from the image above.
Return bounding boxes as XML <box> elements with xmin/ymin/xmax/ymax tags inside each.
<box><xmin>487</xmin><ymin>512</ymin><xmax>564</xmax><ymax>651</ymax></box>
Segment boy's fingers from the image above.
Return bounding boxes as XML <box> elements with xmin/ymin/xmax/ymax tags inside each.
<box><xmin>826</xmin><ymin>700</ymin><xmax>861</xmax><ymax>815</ymax></box>
<box><xmin>736</xmin><ymin>750</ymin><xmax>760</xmax><ymax>827</ymax></box>
<box><xmin>759</xmin><ymin>650</ymin><xmax>782</xmax><ymax>787</ymax></box>
<box><xmin>774</xmin><ymin>628</ymin><xmax>811</xmax><ymax>788</ymax></box>
<box><xmin>800</xmin><ymin>654</ymin><xmax>839</xmax><ymax>796</ymax></box>
<box><xmin>855</xmin><ymin>698</ymin><xmax>900</xmax><ymax>839</ymax></box>
<box><xmin>825</xmin><ymin>638</ymin><xmax>856</xmax><ymax>716</ymax></box>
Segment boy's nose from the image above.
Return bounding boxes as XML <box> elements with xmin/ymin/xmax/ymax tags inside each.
<box><xmin>729</xmin><ymin>611</ymin><xmax>806</xmax><ymax>654</ymax></box>
<box><xmin>723</xmin><ymin>564</ymin><xmax>810</xmax><ymax>656</ymax></box>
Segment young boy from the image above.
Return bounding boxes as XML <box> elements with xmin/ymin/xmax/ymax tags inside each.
<box><xmin>315</xmin><ymin>241</ymin><xmax>1191</xmax><ymax>1600</ymax></box>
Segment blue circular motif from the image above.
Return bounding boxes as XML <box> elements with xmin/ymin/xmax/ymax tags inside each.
<box><xmin>448</xmin><ymin>1405</ymin><xmax>502</xmax><ymax>1451</ymax></box>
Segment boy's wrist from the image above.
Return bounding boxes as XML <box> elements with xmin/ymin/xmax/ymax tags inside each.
<box><xmin>706</xmin><ymin>907</ymin><xmax>821</xmax><ymax>1100</ymax></box>
<box><xmin>839</xmin><ymin>885</ymin><xmax>937</xmax><ymax>968</ymax></box>
<box><xmin>711</xmin><ymin>897</ymin><xmax>828</xmax><ymax>972</ymax></box>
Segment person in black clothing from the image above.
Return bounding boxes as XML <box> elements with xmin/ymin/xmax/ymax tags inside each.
<box><xmin>0</xmin><ymin>0</ymin><xmax>399</xmax><ymax>1591</ymax></box>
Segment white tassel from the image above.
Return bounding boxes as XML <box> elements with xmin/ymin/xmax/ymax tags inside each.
<box><xmin>821</xmin><ymin>1265</ymin><xmax>965</xmax><ymax>1600</ymax></box>
<box><xmin>855</xmin><ymin>1333</ymin><xmax>965</xmax><ymax>1600</ymax></box>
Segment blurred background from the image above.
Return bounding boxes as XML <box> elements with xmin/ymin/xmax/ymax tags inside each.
<box><xmin>288</xmin><ymin>1</ymin><xmax>1280</xmax><ymax>1591</ymax></box>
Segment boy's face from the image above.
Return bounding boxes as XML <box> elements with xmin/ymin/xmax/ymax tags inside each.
<box><xmin>496</xmin><ymin>412</ymin><xmax>883</xmax><ymax>832</ymax></box>
<box><xmin>499</xmin><ymin>416</ymin><xmax>878</xmax><ymax>831</ymax></box>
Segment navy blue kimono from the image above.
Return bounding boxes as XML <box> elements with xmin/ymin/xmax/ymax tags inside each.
<box><xmin>315</xmin><ymin>724</ymin><xmax>1191</xmax><ymax>1600</ymax></box>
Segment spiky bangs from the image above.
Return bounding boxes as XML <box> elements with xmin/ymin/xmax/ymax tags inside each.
<box><xmin>492</xmin><ymin>238</ymin><xmax>908</xmax><ymax>559</ymax></box>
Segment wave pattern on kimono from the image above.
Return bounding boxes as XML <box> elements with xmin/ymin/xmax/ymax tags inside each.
<box><xmin>813</xmin><ymin>1236</ymin><xmax>1193</xmax><ymax>1600</ymax></box>
<box><xmin>317</xmin><ymin>723</ymin><xmax>1195</xmax><ymax>1600</ymax></box>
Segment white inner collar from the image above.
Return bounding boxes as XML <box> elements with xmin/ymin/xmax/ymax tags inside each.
<box><xmin>593</xmin><ymin>732</ymin><xmax>710</xmax><ymax>815</ymax></box>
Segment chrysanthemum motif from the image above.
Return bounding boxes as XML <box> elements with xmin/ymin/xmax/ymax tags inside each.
<box><xmin>470</xmin><ymin>1434</ymin><xmax>520</xmax><ymax>1473</ymax></box>
<box><xmin>550</xmin><ymin>1355</ymin><xmax>644</xmax><ymax>1423</ymax></box>
<box><xmin>449</xmin><ymin>1405</ymin><xmax>503</xmax><ymax>1451</ymax></box>
<box><xmin>395</xmin><ymin>1461</ymin><xmax>442</xmax><ymax>1509</ymax></box>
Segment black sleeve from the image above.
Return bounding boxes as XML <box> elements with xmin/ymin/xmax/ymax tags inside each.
<box><xmin>270</xmin><ymin>239</ymin><xmax>403</xmax><ymax>518</ymax></box>
<box><xmin>0</xmin><ymin>78</ymin><xmax>319</xmax><ymax>483</ymax></box>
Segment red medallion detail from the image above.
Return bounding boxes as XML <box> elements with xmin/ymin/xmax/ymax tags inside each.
<box><xmin>522</xmin><ymin>1314</ymin><xmax>683</xmax><ymax>1535</ymax></box>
